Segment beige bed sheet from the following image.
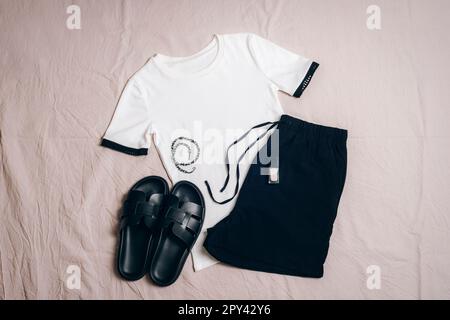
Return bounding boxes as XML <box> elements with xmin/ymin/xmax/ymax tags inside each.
<box><xmin>0</xmin><ymin>0</ymin><xmax>449</xmax><ymax>299</ymax></box>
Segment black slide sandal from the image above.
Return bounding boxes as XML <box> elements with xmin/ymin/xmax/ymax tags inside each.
<box><xmin>149</xmin><ymin>181</ymin><xmax>205</xmax><ymax>286</ymax></box>
<box><xmin>117</xmin><ymin>176</ymin><xmax>169</xmax><ymax>281</ymax></box>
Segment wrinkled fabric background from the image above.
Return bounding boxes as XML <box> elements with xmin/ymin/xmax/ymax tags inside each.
<box><xmin>0</xmin><ymin>0</ymin><xmax>449</xmax><ymax>299</ymax></box>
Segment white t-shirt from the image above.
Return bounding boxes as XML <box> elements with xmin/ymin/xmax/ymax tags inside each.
<box><xmin>102</xmin><ymin>33</ymin><xmax>319</xmax><ymax>271</ymax></box>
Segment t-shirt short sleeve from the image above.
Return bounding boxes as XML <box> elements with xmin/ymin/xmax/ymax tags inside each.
<box><xmin>101</xmin><ymin>77</ymin><xmax>151</xmax><ymax>156</ymax></box>
<box><xmin>248</xmin><ymin>34</ymin><xmax>319</xmax><ymax>98</ymax></box>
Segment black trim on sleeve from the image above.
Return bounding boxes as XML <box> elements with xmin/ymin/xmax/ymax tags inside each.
<box><xmin>293</xmin><ymin>61</ymin><xmax>319</xmax><ymax>98</ymax></box>
<box><xmin>100</xmin><ymin>139</ymin><xmax>148</xmax><ymax>156</ymax></box>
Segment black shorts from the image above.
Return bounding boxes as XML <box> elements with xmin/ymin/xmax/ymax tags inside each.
<box><xmin>204</xmin><ymin>115</ymin><xmax>348</xmax><ymax>278</ymax></box>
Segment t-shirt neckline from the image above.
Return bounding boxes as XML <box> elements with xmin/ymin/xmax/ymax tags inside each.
<box><xmin>152</xmin><ymin>34</ymin><xmax>223</xmax><ymax>78</ymax></box>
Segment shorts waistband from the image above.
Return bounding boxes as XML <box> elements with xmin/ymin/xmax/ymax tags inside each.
<box><xmin>279</xmin><ymin>114</ymin><xmax>348</xmax><ymax>141</ymax></box>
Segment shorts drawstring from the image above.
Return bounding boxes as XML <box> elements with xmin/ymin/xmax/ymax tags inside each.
<box><xmin>204</xmin><ymin>121</ymin><xmax>279</xmax><ymax>205</ymax></box>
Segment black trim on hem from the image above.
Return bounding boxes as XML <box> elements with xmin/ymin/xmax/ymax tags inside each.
<box><xmin>100</xmin><ymin>139</ymin><xmax>148</xmax><ymax>156</ymax></box>
<box><xmin>293</xmin><ymin>61</ymin><xmax>319</xmax><ymax>98</ymax></box>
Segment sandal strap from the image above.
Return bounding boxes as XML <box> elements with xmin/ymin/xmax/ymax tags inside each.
<box><xmin>163</xmin><ymin>196</ymin><xmax>203</xmax><ymax>248</ymax></box>
<box><xmin>166</xmin><ymin>194</ymin><xmax>203</xmax><ymax>217</ymax></box>
<box><xmin>120</xmin><ymin>191</ymin><xmax>163</xmax><ymax>230</ymax></box>
<box><xmin>171</xmin><ymin>223</ymin><xmax>195</xmax><ymax>247</ymax></box>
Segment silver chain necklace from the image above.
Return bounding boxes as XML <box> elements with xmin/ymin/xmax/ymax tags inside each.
<box><xmin>170</xmin><ymin>137</ymin><xmax>200</xmax><ymax>174</ymax></box>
